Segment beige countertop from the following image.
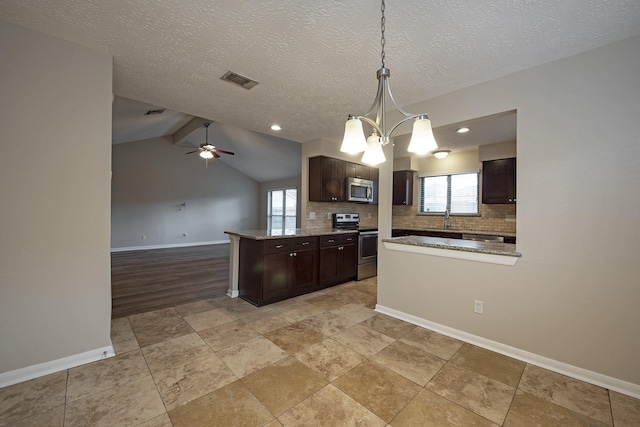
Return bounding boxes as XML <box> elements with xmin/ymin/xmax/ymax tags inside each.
<box><xmin>382</xmin><ymin>235</ymin><xmax>521</xmax><ymax>258</ymax></box>
<box><xmin>225</xmin><ymin>228</ymin><xmax>357</xmax><ymax>240</ymax></box>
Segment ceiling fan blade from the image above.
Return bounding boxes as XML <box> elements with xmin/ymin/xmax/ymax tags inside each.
<box><xmin>214</xmin><ymin>148</ymin><xmax>235</xmax><ymax>155</ymax></box>
<box><xmin>185</xmin><ymin>150</ymin><xmax>200</xmax><ymax>154</ymax></box>
<box><xmin>213</xmin><ymin>152</ymin><xmax>221</xmax><ymax>158</ymax></box>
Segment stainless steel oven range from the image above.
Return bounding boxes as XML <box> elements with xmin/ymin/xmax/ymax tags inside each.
<box><xmin>332</xmin><ymin>213</ymin><xmax>378</xmax><ymax>280</ymax></box>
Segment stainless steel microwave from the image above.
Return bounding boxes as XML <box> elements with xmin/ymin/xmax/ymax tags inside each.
<box><xmin>346</xmin><ymin>177</ymin><xmax>374</xmax><ymax>203</ymax></box>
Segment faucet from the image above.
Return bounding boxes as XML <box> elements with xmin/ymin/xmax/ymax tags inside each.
<box><xmin>444</xmin><ymin>209</ymin><xmax>451</xmax><ymax>229</ymax></box>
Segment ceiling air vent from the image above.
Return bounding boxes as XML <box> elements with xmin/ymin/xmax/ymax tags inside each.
<box><xmin>145</xmin><ymin>108</ymin><xmax>165</xmax><ymax>115</ymax></box>
<box><xmin>220</xmin><ymin>71</ymin><xmax>259</xmax><ymax>90</ymax></box>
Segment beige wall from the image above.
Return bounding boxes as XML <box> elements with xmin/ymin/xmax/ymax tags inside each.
<box><xmin>378</xmin><ymin>34</ymin><xmax>640</xmax><ymax>388</ymax></box>
<box><xmin>111</xmin><ymin>137</ymin><xmax>260</xmax><ymax>249</ymax></box>
<box><xmin>0</xmin><ymin>21</ymin><xmax>113</xmax><ymax>374</ymax></box>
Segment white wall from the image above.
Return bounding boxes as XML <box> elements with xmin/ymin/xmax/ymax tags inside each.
<box><xmin>378</xmin><ymin>35</ymin><xmax>640</xmax><ymax>390</ymax></box>
<box><xmin>0</xmin><ymin>21</ymin><xmax>113</xmax><ymax>376</ymax></box>
<box><xmin>111</xmin><ymin>137</ymin><xmax>260</xmax><ymax>249</ymax></box>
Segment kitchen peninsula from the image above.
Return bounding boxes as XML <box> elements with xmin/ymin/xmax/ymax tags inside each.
<box><xmin>225</xmin><ymin>228</ymin><xmax>358</xmax><ymax>306</ymax></box>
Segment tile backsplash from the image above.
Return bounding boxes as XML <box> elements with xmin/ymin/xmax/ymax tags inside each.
<box><xmin>305</xmin><ymin>201</ymin><xmax>516</xmax><ymax>234</ymax></box>
<box><xmin>392</xmin><ymin>203</ymin><xmax>517</xmax><ymax>233</ymax></box>
<box><xmin>305</xmin><ymin>202</ymin><xmax>378</xmax><ymax>229</ymax></box>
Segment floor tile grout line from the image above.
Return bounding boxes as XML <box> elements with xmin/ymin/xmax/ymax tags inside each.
<box><xmin>62</xmin><ymin>369</ymin><xmax>69</xmax><ymax>427</ymax></box>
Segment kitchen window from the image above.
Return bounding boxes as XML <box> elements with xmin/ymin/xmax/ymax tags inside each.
<box><xmin>267</xmin><ymin>188</ymin><xmax>297</xmax><ymax>231</ymax></box>
<box><xmin>419</xmin><ymin>173</ymin><xmax>479</xmax><ymax>214</ymax></box>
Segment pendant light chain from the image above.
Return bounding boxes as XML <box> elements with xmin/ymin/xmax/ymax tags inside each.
<box><xmin>380</xmin><ymin>0</ymin><xmax>386</xmax><ymax>68</ymax></box>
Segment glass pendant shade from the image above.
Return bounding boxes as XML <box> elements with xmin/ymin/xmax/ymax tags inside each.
<box><xmin>361</xmin><ymin>134</ymin><xmax>386</xmax><ymax>165</ymax></box>
<box><xmin>199</xmin><ymin>150</ymin><xmax>214</xmax><ymax>159</ymax></box>
<box><xmin>340</xmin><ymin>118</ymin><xmax>368</xmax><ymax>154</ymax></box>
<box><xmin>407</xmin><ymin>118</ymin><xmax>438</xmax><ymax>155</ymax></box>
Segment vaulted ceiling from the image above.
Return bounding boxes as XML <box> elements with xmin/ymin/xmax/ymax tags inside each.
<box><xmin>2</xmin><ymin>0</ymin><xmax>640</xmax><ymax>175</ymax></box>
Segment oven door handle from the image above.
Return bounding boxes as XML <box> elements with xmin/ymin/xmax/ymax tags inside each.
<box><xmin>359</xmin><ymin>231</ymin><xmax>378</xmax><ymax>236</ymax></box>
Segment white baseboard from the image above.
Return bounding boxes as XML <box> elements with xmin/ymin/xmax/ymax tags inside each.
<box><xmin>227</xmin><ymin>289</ymin><xmax>239</xmax><ymax>298</ymax></box>
<box><xmin>375</xmin><ymin>304</ymin><xmax>640</xmax><ymax>399</ymax></box>
<box><xmin>0</xmin><ymin>344</ymin><xmax>115</xmax><ymax>388</ymax></box>
<box><xmin>111</xmin><ymin>240</ymin><xmax>230</xmax><ymax>252</ymax></box>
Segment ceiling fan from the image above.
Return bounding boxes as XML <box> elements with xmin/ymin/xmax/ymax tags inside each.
<box><xmin>186</xmin><ymin>122</ymin><xmax>235</xmax><ymax>163</ymax></box>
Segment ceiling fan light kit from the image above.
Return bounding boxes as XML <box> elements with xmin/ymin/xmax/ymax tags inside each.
<box><xmin>340</xmin><ymin>0</ymin><xmax>438</xmax><ymax>165</ymax></box>
<box><xmin>185</xmin><ymin>122</ymin><xmax>235</xmax><ymax>167</ymax></box>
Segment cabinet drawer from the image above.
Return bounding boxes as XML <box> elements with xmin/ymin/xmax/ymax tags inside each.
<box><xmin>339</xmin><ymin>234</ymin><xmax>357</xmax><ymax>245</ymax></box>
<box><xmin>293</xmin><ymin>237</ymin><xmax>317</xmax><ymax>251</ymax></box>
<box><xmin>263</xmin><ymin>239</ymin><xmax>293</xmax><ymax>254</ymax></box>
<box><xmin>320</xmin><ymin>235</ymin><xmax>341</xmax><ymax>247</ymax></box>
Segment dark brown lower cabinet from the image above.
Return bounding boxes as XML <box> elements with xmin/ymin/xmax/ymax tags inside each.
<box><xmin>239</xmin><ymin>236</ymin><xmax>318</xmax><ymax>306</ymax></box>
<box><xmin>318</xmin><ymin>234</ymin><xmax>357</xmax><ymax>288</ymax></box>
<box><xmin>238</xmin><ymin>233</ymin><xmax>357</xmax><ymax>306</ymax></box>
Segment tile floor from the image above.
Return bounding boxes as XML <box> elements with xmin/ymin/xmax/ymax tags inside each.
<box><xmin>2</xmin><ymin>278</ymin><xmax>640</xmax><ymax>426</ymax></box>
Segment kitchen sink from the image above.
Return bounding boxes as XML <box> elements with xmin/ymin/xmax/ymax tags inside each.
<box><xmin>461</xmin><ymin>233</ymin><xmax>505</xmax><ymax>243</ymax></box>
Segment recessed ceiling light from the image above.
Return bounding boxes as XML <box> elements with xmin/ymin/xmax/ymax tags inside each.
<box><xmin>456</xmin><ymin>127</ymin><xmax>470</xmax><ymax>133</ymax></box>
<box><xmin>270</xmin><ymin>124</ymin><xmax>282</xmax><ymax>131</ymax></box>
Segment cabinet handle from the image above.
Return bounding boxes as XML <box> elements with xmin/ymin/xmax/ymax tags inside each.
<box><xmin>338</xmin><ymin>246</ymin><xmax>344</xmax><ymax>250</ymax></box>
<box><xmin>290</xmin><ymin>252</ymin><xmax>297</xmax><ymax>257</ymax></box>
<box><xmin>328</xmin><ymin>239</ymin><xmax>335</xmax><ymax>243</ymax></box>
<box><xmin>293</xmin><ymin>252</ymin><xmax>297</xmax><ymax>257</ymax></box>
<box><xmin>301</xmin><ymin>242</ymin><xmax>310</xmax><ymax>245</ymax></box>
<box><xmin>275</xmin><ymin>244</ymin><xmax>284</xmax><ymax>249</ymax></box>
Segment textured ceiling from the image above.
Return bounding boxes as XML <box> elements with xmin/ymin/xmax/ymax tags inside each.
<box><xmin>2</xmin><ymin>0</ymin><xmax>640</xmax><ymax>146</ymax></box>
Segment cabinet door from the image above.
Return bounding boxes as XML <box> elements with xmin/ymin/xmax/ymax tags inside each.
<box><xmin>482</xmin><ymin>158</ymin><xmax>516</xmax><ymax>204</ymax></box>
<box><xmin>338</xmin><ymin>243</ymin><xmax>357</xmax><ymax>282</ymax></box>
<box><xmin>318</xmin><ymin>246</ymin><xmax>339</xmax><ymax>288</ymax></box>
<box><xmin>393</xmin><ymin>170</ymin><xmax>414</xmax><ymax>205</ymax></box>
<box><xmin>309</xmin><ymin>156</ymin><xmax>346</xmax><ymax>202</ymax></box>
<box><xmin>291</xmin><ymin>249</ymin><xmax>317</xmax><ymax>291</ymax></box>
<box><xmin>329</xmin><ymin>157</ymin><xmax>346</xmax><ymax>201</ymax></box>
<box><xmin>319</xmin><ymin>243</ymin><xmax>356</xmax><ymax>287</ymax></box>
<box><xmin>345</xmin><ymin>162</ymin><xmax>370</xmax><ymax>180</ymax></box>
<box><xmin>263</xmin><ymin>253</ymin><xmax>291</xmax><ymax>300</ymax></box>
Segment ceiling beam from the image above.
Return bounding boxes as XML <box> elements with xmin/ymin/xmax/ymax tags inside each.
<box><xmin>172</xmin><ymin>117</ymin><xmax>211</xmax><ymax>146</ymax></box>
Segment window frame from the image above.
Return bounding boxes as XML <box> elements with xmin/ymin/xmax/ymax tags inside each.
<box><xmin>267</xmin><ymin>187</ymin><xmax>297</xmax><ymax>232</ymax></box>
<box><xmin>418</xmin><ymin>172</ymin><xmax>480</xmax><ymax>216</ymax></box>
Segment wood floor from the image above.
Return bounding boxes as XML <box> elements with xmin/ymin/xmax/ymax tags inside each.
<box><xmin>111</xmin><ymin>244</ymin><xmax>230</xmax><ymax>318</ymax></box>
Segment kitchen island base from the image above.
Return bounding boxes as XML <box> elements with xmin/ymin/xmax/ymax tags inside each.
<box><xmin>227</xmin><ymin>230</ymin><xmax>358</xmax><ymax>307</ymax></box>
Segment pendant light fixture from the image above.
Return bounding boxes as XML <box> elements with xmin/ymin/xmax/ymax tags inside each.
<box><xmin>340</xmin><ymin>0</ymin><xmax>438</xmax><ymax>164</ymax></box>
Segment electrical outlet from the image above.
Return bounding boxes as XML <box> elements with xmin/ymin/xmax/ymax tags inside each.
<box><xmin>179</xmin><ymin>233</ymin><xmax>187</xmax><ymax>238</ymax></box>
<box><xmin>142</xmin><ymin>234</ymin><xmax>147</xmax><ymax>240</ymax></box>
<box><xmin>474</xmin><ymin>300</ymin><xmax>484</xmax><ymax>314</ymax></box>
<box><xmin>309</xmin><ymin>212</ymin><xmax>316</xmax><ymax>220</ymax></box>
<box><xmin>327</xmin><ymin>213</ymin><xmax>332</xmax><ymax>219</ymax></box>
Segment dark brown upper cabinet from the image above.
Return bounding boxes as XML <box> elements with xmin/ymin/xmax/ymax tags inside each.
<box><xmin>482</xmin><ymin>157</ymin><xmax>516</xmax><ymax>204</ymax></box>
<box><xmin>309</xmin><ymin>156</ymin><xmax>378</xmax><ymax>203</ymax></box>
<box><xmin>345</xmin><ymin>162</ymin><xmax>371</xmax><ymax>180</ymax></box>
<box><xmin>393</xmin><ymin>170</ymin><xmax>414</xmax><ymax>206</ymax></box>
<box><xmin>309</xmin><ymin>156</ymin><xmax>346</xmax><ymax>202</ymax></box>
